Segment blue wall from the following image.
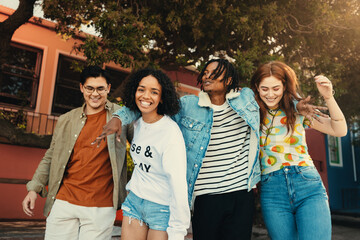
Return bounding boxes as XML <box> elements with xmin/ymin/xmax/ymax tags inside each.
<box><xmin>326</xmin><ymin>132</ymin><xmax>360</xmax><ymax>212</ymax></box>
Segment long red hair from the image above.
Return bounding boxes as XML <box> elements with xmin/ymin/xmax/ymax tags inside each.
<box><xmin>250</xmin><ymin>61</ymin><xmax>303</xmax><ymax>134</ymax></box>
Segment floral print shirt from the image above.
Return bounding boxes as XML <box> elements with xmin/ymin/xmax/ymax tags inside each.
<box><xmin>259</xmin><ymin>109</ymin><xmax>314</xmax><ymax>175</ymax></box>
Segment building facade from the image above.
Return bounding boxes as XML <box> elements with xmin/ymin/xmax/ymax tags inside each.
<box><xmin>0</xmin><ymin>5</ymin><xmax>200</xmax><ymax>219</ymax></box>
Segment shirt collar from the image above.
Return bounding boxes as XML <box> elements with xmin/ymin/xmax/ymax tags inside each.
<box><xmin>198</xmin><ymin>89</ymin><xmax>240</xmax><ymax>107</ymax></box>
<box><xmin>80</xmin><ymin>100</ymin><xmax>112</xmax><ymax>118</ymax></box>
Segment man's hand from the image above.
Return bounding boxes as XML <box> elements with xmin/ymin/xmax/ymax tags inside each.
<box><xmin>22</xmin><ymin>191</ymin><xmax>37</xmax><ymax>217</ymax></box>
<box><xmin>92</xmin><ymin>117</ymin><xmax>123</xmax><ymax>146</ymax></box>
<box><xmin>297</xmin><ymin>96</ymin><xmax>329</xmax><ymax>123</ymax></box>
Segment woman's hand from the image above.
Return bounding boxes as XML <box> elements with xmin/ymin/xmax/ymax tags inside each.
<box><xmin>315</xmin><ymin>75</ymin><xmax>334</xmax><ymax>100</ymax></box>
<box><xmin>297</xmin><ymin>96</ymin><xmax>328</xmax><ymax>123</ymax></box>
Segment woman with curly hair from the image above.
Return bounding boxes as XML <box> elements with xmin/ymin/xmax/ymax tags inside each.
<box><xmin>119</xmin><ymin>69</ymin><xmax>190</xmax><ymax>240</ymax></box>
<box><xmin>250</xmin><ymin>61</ymin><xmax>347</xmax><ymax>240</ymax></box>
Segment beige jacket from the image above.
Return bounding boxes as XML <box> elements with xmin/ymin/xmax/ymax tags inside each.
<box><xmin>26</xmin><ymin>101</ymin><xmax>133</xmax><ymax>216</ymax></box>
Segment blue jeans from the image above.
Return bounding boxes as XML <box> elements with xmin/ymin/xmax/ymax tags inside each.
<box><xmin>121</xmin><ymin>191</ymin><xmax>170</xmax><ymax>231</ymax></box>
<box><xmin>260</xmin><ymin>166</ymin><xmax>331</xmax><ymax>240</ymax></box>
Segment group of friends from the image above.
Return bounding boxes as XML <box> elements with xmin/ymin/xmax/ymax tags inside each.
<box><xmin>22</xmin><ymin>59</ymin><xmax>347</xmax><ymax>240</ymax></box>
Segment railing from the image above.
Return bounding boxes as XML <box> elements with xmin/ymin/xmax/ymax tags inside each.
<box><xmin>0</xmin><ymin>106</ymin><xmax>58</xmax><ymax>135</ymax></box>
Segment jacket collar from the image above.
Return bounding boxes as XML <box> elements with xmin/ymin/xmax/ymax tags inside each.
<box><xmin>198</xmin><ymin>90</ymin><xmax>240</xmax><ymax>107</ymax></box>
<box><xmin>80</xmin><ymin>100</ymin><xmax>112</xmax><ymax>118</ymax></box>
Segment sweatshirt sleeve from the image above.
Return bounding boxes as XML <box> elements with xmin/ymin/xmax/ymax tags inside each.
<box><xmin>112</xmin><ymin>106</ymin><xmax>141</xmax><ymax>125</ymax></box>
<box><xmin>162</xmin><ymin>125</ymin><xmax>190</xmax><ymax>240</ymax></box>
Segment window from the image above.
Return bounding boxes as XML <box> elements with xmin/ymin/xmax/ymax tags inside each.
<box><xmin>105</xmin><ymin>66</ymin><xmax>129</xmax><ymax>99</ymax></box>
<box><xmin>52</xmin><ymin>55</ymin><xmax>85</xmax><ymax>114</ymax></box>
<box><xmin>0</xmin><ymin>42</ymin><xmax>43</xmax><ymax>108</ymax></box>
<box><xmin>52</xmin><ymin>56</ymin><xmax>129</xmax><ymax>114</ymax></box>
<box><xmin>328</xmin><ymin>135</ymin><xmax>343</xmax><ymax>167</ymax></box>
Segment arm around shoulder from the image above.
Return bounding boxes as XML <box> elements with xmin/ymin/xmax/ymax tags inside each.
<box><xmin>171</xmin><ymin>95</ymin><xmax>197</xmax><ymax>124</ymax></box>
<box><xmin>113</xmin><ymin>106</ymin><xmax>140</xmax><ymax>125</ymax></box>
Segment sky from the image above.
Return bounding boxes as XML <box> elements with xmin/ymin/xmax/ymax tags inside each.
<box><xmin>0</xmin><ymin>0</ymin><xmax>97</xmax><ymax>35</ymax></box>
<box><xmin>0</xmin><ymin>0</ymin><xmax>44</xmax><ymax>18</ymax></box>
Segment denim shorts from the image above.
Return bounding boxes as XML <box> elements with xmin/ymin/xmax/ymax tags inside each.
<box><xmin>121</xmin><ymin>191</ymin><xmax>170</xmax><ymax>231</ymax></box>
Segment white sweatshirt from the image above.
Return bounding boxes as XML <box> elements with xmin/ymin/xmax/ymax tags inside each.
<box><xmin>126</xmin><ymin>115</ymin><xmax>190</xmax><ymax>240</ymax></box>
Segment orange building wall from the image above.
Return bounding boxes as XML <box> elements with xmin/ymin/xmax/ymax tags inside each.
<box><xmin>0</xmin><ymin>5</ymin><xmax>129</xmax><ymax>116</ymax></box>
<box><xmin>0</xmin><ymin>5</ymin><xmax>200</xmax><ymax>220</ymax></box>
<box><xmin>0</xmin><ymin>5</ymin><xmax>200</xmax><ymax>117</ymax></box>
<box><xmin>0</xmin><ymin>143</ymin><xmax>125</xmax><ymax>220</ymax></box>
<box><xmin>0</xmin><ymin>143</ymin><xmax>47</xmax><ymax>219</ymax></box>
<box><xmin>1</xmin><ymin>6</ymin><xmax>80</xmax><ymax>115</ymax></box>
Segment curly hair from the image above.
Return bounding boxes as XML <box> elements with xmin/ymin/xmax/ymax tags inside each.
<box><xmin>120</xmin><ymin>68</ymin><xmax>180</xmax><ymax>116</ymax></box>
<box><xmin>250</xmin><ymin>61</ymin><xmax>303</xmax><ymax>134</ymax></box>
<box><xmin>197</xmin><ymin>59</ymin><xmax>240</xmax><ymax>93</ymax></box>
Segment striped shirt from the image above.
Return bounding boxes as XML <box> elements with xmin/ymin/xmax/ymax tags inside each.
<box><xmin>194</xmin><ymin>102</ymin><xmax>250</xmax><ymax>196</ymax></box>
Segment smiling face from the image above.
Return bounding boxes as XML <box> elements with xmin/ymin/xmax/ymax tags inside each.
<box><xmin>80</xmin><ymin>76</ymin><xmax>110</xmax><ymax>114</ymax></box>
<box><xmin>135</xmin><ymin>75</ymin><xmax>162</xmax><ymax>119</ymax></box>
<box><xmin>257</xmin><ymin>76</ymin><xmax>284</xmax><ymax>109</ymax></box>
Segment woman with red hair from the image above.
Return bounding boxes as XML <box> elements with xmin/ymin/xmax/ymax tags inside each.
<box><xmin>251</xmin><ymin>61</ymin><xmax>347</xmax><ymax>240</ymax></box>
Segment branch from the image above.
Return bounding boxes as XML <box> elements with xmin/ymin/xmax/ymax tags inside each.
<box><xmin>0</xmin><ymin>0</ymin><xmax>37</xmax><ymax>34</ymax></box>
<box><xmin>288</xmin><ymin>14</ymin><xmax>314</xmax><ymax>29</ymax></box>
<box><xmin>285</xmin><ymin>19</ymin><xmax>313</xmax><ymax>34</ymax></box>
<box><xmin>285</xmin><ymin>14</ymin><xmax>313</xmax><ymax>34</ymax></box>
<box><xmin>326</xmin><ymin>23</ymin><xmax>353</xmax><ymax>30</ymax></box>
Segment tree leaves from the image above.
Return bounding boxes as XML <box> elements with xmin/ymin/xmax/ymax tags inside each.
<box><xmin>2</xmin><ymin>0</ymin><xmax>359</xmax><ymax>122</ymax></box>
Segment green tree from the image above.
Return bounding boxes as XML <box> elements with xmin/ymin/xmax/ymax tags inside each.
<box><xmin>41</xmin><ymin>0</ymin><xmax>281</xmax><ymax>73</ymax></box>
<box><xmin>41</xmin><ymin>0</ymin><xmax>360</xmax><ymax>85</ymax></box>
<box><xmin>1</xmin><ymin>0</ymin><xmax>360</xmax><ymax>123</ymax></box>
<box><xmin>271</xmin><ymin>0</ymin><xmax>360</xmax><ymax>133</ymax></box>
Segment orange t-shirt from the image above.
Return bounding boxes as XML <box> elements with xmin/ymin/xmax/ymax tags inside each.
<box><xmin>56</xmin><ymin>109</ymin><xmax>114</xmax><ymax>207</ymax></box>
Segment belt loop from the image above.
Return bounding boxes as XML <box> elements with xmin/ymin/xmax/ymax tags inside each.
<box><xmin>294</xmin><ymin>166</ymin><xmax>301</xmax><ymax>173</ymax></box>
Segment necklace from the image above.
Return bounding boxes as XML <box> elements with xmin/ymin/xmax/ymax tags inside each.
<box><xmin>262</xmin><ymin>108</ymin><xmax>280</xmax><ymax>146</ymax></box>
<box><xmin>268</xmin><ymin>108</ymin><xmax>279</xmax><ymax>115</ymax></box>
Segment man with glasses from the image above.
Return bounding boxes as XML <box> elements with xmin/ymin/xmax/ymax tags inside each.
<box><xmin>22</xmin><ymin>66</ymin><xmax>133</xmax><ymax>240</ymax></box>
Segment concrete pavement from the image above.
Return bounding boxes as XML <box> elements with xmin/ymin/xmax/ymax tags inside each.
<box><xmin>1</xmin><ymin>214</ymin><xmax>360</xmax><ymax>239</ymax></box>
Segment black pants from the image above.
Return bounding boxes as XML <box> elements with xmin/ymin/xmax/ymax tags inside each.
<box><xmin>192</xmin><ymin>189</ymin><xmax>254</xmax><ymax>240</ymax></box>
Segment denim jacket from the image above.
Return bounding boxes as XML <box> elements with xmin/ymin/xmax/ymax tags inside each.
<box><xmin>114</xmin><ymin>87</ymin><xmax>261</xmax><ymax>207</ymax></box>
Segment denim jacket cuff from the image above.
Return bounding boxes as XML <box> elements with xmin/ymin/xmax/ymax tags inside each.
<box><xmin>112</xmin><ymin>111</ymin><xmax>131</xmax><ymax>125</ymax></box>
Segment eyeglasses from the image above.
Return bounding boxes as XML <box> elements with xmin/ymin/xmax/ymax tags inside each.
<box><xmin>83</xmin><ymin>85</ymin><xmax>108</xmax><ymax>94</ymax></box>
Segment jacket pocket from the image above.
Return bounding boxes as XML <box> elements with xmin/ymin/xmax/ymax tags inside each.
<box><xmin>180</xmin><ymin>116</ymin><xmax>205</xmax><ymax>149</ymax></box>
